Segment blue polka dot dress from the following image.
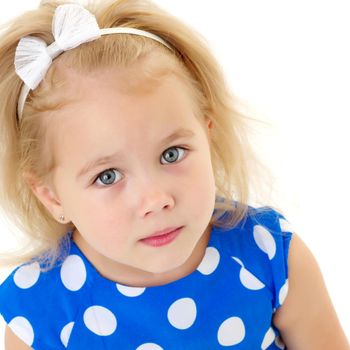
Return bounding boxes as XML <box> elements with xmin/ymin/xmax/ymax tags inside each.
<box><xmin>0</xmin><ymin>206</ymin><xmax>294</xmax><ymax>349</ymax></box>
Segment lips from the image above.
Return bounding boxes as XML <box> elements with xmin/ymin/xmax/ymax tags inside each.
<box><xmin>141</xmin><ymin>226</ymin><xmax>182</xmax><ymax>240</ymax></box>
<box><xmin>139</xmin><ymin>226</ymin><xmax>183</xmax><ymax>247</ymax></box>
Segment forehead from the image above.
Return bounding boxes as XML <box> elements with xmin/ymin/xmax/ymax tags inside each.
<box><xmin>48</xmin><ymin>69</ymin><xmax>201</xmax><ymax>167</ymax></box>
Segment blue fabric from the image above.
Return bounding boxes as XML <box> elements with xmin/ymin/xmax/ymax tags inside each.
<box><xmin>0</xmin><ymin>206</ymin><xmax>293</xmax><ymax>349</ymax></box>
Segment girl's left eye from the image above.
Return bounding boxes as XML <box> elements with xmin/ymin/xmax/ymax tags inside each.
<box><xmin>160</xmin><ymin>146</ymin><xmax>187</xmax><ymax>164</ymax></box>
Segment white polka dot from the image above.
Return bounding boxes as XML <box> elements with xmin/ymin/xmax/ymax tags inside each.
<box><xmin>168</xmin><ymin>298</ymin><xmax>197</xmax><ymax>330</ymax></box>
<box><xmin>61</xmin><ymin>254</ymin><xmax>87</xmax><ymax>291</ymax></box>
<box><xmin>13</xmin><ymin>262</ymin><xmax>40</xmax><ymax>289</ymax></box>
<box><xmin>231</xmin><ymin>256</ymin><xmax>265</xmax><ymax>290</ymax></box>
<box><xmin>60</xmin><ymin>321</ymin><xmax>74</xmax><ymax>348</ymax></box>
<box><xmin>116</xmin><ymin>284</ymin><xmax>146</xmax><ymax>297</ymax></box>
<box><xmin>279</xmin><ymin>218</ymin><xmax>294</xmax><ymax>233</ymax></box>
<box><xmin>279</xmin><ymin>279</ymin><xmax>289</xmax><ymax>305</ymax></box>
<box><xmin>217</xmin><ymin>316</ymin><xmax>245</xmax><ymax>346</ymax></box>
<box><xmin>275</xmin><ymin>335</ymin><xmax>286</xmax><ymax>349</ymax></box>
<box><xmin>253</xmin><ymin>225</ymin><xmax>276</xmax><ymax>260</ymax></box>
<box><xmin>136</xmin><ymin>343</ymin><xmax>164</xmax><ymax>350</ymax></box>
<box><xmin>8</xmin><ymin>316</ymin><xmax>34</xmax><ymax>346</ymax></box>
<box><xmin>239</xmin><ymin>266</ymin><xmax>265</xmax><ymax>290</ymax></box>
<box><xmin>197</xmin><ymin>247</ymin><xmax>220</xmax><ymax>275</ymax></box>
<box><xmin>83</xmin><ymin>305</ymin><xmax>117</xmax><ymax>336</ymax></box>
<box><xmin>261</xmin><ymin>327</ymin><xmax>276</xmax><ymax>349</ymax></box>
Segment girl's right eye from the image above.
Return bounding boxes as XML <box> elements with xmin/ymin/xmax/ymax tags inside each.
<box><xmin>93</xmin><ymin>168</ymin><xmax>122</xmax><ymax>187</ymax></box>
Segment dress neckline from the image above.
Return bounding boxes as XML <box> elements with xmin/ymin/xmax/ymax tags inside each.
<box><xmin>67</xmin><ymin>226</ymin><xmax>219</xmax><ymax>289</ymax></box>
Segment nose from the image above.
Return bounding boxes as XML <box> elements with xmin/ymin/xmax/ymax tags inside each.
<box><xmin>135</xmin><ymin>178</ymin><xmax>175</xmax><ymax>217</ymax></box>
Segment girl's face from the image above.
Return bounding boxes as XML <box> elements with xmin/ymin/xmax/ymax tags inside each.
<box><xmin>40</xmin><ymin>68</ymin><xmax>216</xmax><ymax>286</ymax></box>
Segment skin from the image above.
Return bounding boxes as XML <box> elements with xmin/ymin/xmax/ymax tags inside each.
<box><xmin>29</xmin><ymin>67</ymin><xmax>217</xmax><ymax>287</ymax></box>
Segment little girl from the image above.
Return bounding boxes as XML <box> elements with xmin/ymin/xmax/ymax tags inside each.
<box><xmin>0</xmin><ymin>1</ymin><xmax>348</xmax><ymax>349</ymax></box>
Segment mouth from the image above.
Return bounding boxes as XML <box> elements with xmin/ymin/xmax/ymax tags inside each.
<box><xmin>139</xmin><ymin>226</ymin><xmax>184</xmax><ymax>247</ymax></box>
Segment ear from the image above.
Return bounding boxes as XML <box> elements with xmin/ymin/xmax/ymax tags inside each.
<box><xmin>22</xmin><ymin>172</ymin><xmax>69</xmax><ymax>224</ymax></box>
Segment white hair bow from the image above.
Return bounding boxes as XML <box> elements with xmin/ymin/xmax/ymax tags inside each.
<box><xmin>15</xmin><ymin>3</ymin><xmax>172</xmax><ymax>120</ymax></box>
<box><xmin>15</xmin><ymin>4</ymin><xmax>101</xmax><ymax>90</ymax></box>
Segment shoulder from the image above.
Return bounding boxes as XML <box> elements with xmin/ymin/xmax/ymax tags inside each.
<box><xmin>213</xmin><ymin>205</ymin><xmax>294</xmax><ymax>308</ymax></box>
<box><xmin>0</xmin><ymin>262</ymin><xmax>60</xmax><ymax>348</ymax></box>
<box><xmin>215</xmin><ymin>205</ymin><xmax>293</xmax><ymax>250</ymax></box>
<box><xmin>216</xmin><ymin>204</ymin><xmax>294</xmax><ymax>261</ymax></box>
<box><xmin>272</xmin><ymin>232</ymin><xmax>350</xmax><ymax>348</ymax></box>
<box><xmin>0</xmin><ymin>249</ymin><xmax>87</xmax><ymax>349</ymax></box>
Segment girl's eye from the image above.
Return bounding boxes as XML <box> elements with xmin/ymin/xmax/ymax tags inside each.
<box><xmin>93</xmin><ymin>147</ymin><xmax>187</xmax><ymax>187</ymax></box>
<box><xmin>94</xmin><ymin>169</ymin><xmax>122</xmax><ymax>186</ymax></box>
<box><xmin>160</xmin><ymin>146</ymin><xmax>187</xmax><ymax>164</ymax></box>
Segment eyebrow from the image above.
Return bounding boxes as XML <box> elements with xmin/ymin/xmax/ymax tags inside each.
<box><xmin>77</xmin><ymin>128</ymin><xmax>195</xmax><ymax>179</ymax></box>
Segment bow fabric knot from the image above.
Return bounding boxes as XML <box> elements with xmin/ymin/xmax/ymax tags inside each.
<box><xmin>15</xmin><ymin>4</ymin><xmax>101</xmax><ymax>90</ymax></box>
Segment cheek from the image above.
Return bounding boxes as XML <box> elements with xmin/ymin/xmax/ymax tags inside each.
<box><xmin>89</xmin><ymin>199</ymin><xmax>127</xmax><ymax>229</ymax></box>
<box><xmin>67</xmin><ymin>189</ymin><xmax>128</xmax><ymax>232</ymax></box>
<box><xmin>63</xmin><ymin>196</ymin><xmax>129</xmax><ymax>254</ymax></box>
<box><xmin>185</xmin><ymin>152</ymin><xmax>216</xmax><ymax>212</ymax></box>
<box><xmin>191</xmin><ymin>148</ymin><xmax>215</xmax><ymax>189</ymax></box>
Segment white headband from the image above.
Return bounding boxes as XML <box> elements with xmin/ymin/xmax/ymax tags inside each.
<box><xmin>15</xmin><ymin>3</ymin><xmax>173</xmax><ymax>121</ymax></box>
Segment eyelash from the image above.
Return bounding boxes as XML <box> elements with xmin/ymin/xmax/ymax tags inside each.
<box><xmin>92</xmin><ymin>146</ymin><xmax>189</xmax><ymax>187</ymax></box>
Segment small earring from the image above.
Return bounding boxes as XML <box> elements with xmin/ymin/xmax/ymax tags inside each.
<box><xmin>59</xmin><ymin>215</ymin><xmax>65</xmax><ymax>222</ymax></box>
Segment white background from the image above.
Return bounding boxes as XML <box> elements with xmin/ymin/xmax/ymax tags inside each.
<box><xmin>0</xmin><ymin>0</ymin><xmax>349</xmax><ymax>347</ymax></box>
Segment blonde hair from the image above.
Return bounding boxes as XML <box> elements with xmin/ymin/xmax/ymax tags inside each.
<box><xmin>0</xmin><ymin>0</ymin><xmax>282</xmax><ymax>271</ymax></box>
